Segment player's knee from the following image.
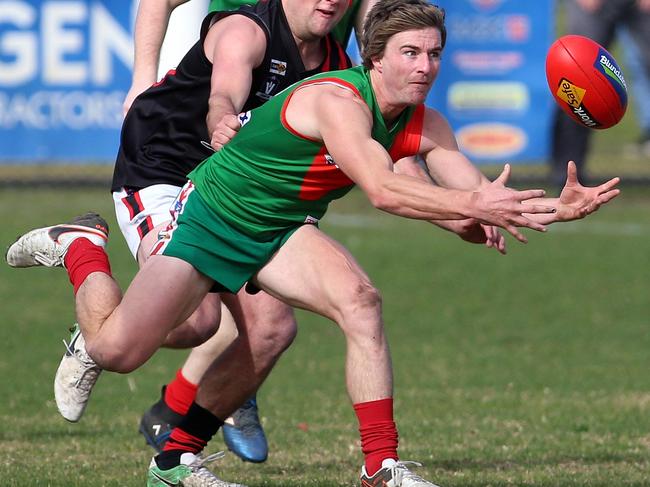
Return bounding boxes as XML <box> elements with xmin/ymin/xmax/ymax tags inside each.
<box><xmin>335</xmin><ymin>282</ymin><xmax>387</xmax><ymax>353</ymax></box>
<box><xmin>87</xmin><ymin>340</ymin><xmax>143</xmax><ymax>373</ymax></box>
<box><xmin>188</xmin><ymin>302</ymin><xmax>222</xmax><ymax>341</ymax></box>
<box><xmin>246</xmin><ymin>310</ymin><xmax>297</xmax><ymax>355</ymax></box>
<box><xmin>162</xmin><ymin>301</ymin><xmax>221</xmax><ymax>348</ymax></box>
<box><xmin>352</xmin><ymin>280</ymin><xmax>382</xmax><ymax>311</ymax></box>
<box><xmin>266</xmin><ymin>313</ymin><xmax>298</xmax><ymax>352</ymax></box>
<box><xmin>338</xmin><ymin>280</ymin><xmax>383</xmax><ymax>328</ymax></box>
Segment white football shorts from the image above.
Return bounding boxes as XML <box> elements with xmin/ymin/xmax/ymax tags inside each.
<box><xmin>113</xmin><ymin>184</ymin><xmax>181</xmax><ymax>259</ymax></box>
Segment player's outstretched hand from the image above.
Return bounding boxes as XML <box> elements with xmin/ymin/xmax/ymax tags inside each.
<box><xmin>210</xmin><ymin>113</ymin><xmax>242</xmax><ymax>151</ymax></box>
<box><xmin>555</xmin><ymin>161</ymin><xmax>620</xmax><ymax>221</ymax></box>
<box><xmin>472</xmin><ymin>164</ymin><xmax>556</xmax><ymax>243</ymax></box>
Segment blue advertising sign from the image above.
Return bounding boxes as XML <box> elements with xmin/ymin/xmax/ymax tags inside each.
<box><xmin>2</xmin><ymin>1</ymin><xmax>553</xmax><ymax>164</ymax></box>
<box><xmin>427</xmin><ymin>0</ymin><xmax>554</xmax><ymax>163</ymax></box>
<box><xmin>0</xmin><ymin>0</ymin><xmax>135</xmax><ymax>162</ymax></box>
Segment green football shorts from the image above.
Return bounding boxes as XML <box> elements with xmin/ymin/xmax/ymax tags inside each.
<box><xmin>155</xmin><ymin>181</ymin><xmax>300</xmax><ymax>293</ymax></box>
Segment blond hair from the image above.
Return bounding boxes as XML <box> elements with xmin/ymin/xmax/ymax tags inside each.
<box><xmin>361</xmin><ymin>0</ymin><xmax>446</xmax><ymax>69</ymax></box>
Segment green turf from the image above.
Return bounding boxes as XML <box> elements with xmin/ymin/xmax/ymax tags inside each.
<box><xmin>1</xmin><ymin>187</ymin><xmax>649</xmax><ymax>486</ymax></box>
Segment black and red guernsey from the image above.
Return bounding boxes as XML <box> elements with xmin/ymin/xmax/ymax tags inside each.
<box><xmin>112</xmin><ymin>0</ymin><xmax>351</xmax><ymax>192</ymax></box>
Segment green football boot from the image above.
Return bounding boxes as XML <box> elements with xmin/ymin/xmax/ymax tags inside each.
<box><xmin>147</xmin><ymin>451</ymin><xmax>247</xmax><ymax>487</ymax></box>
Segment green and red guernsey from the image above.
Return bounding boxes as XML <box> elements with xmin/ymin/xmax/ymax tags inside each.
<box><xmin>189</xmin><ymin>66</ymin><xmax>425</xmax><ymax>239</ymax></box>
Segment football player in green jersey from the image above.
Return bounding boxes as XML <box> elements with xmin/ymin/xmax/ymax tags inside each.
<box><xmin>119</xmin><ymin>0</ymin><xmax>378</xmax><ymax>465</ymax></box>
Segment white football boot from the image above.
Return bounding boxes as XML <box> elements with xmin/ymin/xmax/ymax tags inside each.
<box><xmin>360</xmin><ymin>459</ymin><xmax>442</xmax><ymax>487</ymax></box>
<box><xmin>6</xmin><ymin>212</ymin><xmax>108</xmax><ymax>268</ymax></box>
<box><xmin>54</xmin><ymin>324</ymin><xmax>102</xmax><ymax>422</ymax></box>
<box><xmin>5</xmin><ymin>213</ymin><xmax>109</xmax><ymax>422</ymax></box>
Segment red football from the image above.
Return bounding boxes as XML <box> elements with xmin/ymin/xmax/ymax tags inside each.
<box><xmin>546</xmin><ymin>35</ymin><xmax>627</xmax><ymax>129</ymax></box>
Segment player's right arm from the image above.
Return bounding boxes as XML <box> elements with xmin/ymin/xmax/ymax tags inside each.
<box><xmin>123</xmin><ymin>0</ymin><xmax>191</xmax><ymax>116</ymax></box>
<box><xmin>203</xmin><ymin>14</ymin><xmax>267</xmax><ymax>150</ymax></box>
<box><xmin>285</xmin><ymin>85</ymin><xmax>555</xmax><ymax>240</ymax></box>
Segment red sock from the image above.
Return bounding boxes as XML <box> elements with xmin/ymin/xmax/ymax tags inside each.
<box><xmin>161</xmin><ymin>402</ymin><xmax>223</xmax><ymax>455</ymax></box>
<box><xmin>162</xmin><ymin>427</ymin><xmax>205</xmax><ymax>454</ymax></box>
<box><xmin>164</xmin><ymin>369</ymin><xmax>199</xmax><ymax>415</ymax></box>
<box><xmin>63</xmin><ymin>238</ymin><xmax>111</xmax><ymax>295</ymax></box>
<box><xmin>354</xmin><ymin>398</ymin><xmax>399</xmax><ymax>476</ymax></box>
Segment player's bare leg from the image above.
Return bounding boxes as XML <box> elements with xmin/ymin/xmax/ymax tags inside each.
<box><xmin>81</xmin><ymin>254</ymin><xmax>213</xmax><ymax>372</ymax></box>
<box><xmin>137</xmin><ymin>224</ymin><xmax>291</xmax><ymax>461</ymax></box>
<box><xmin>157</xmin><ymin>225</ymin><xmax>402</xmax><ymax>482</ymax></box>
<box><xmin>140</xmin><ymin>224</ymin><xmax>222</xmax><ymax>347</ymax></box>
<box><xmin>150</xmin><ymin>283</ymin><xmax>297</xmax><ymax>477</ymax></box>
<box><xmin>165</xmin><ymin>304</ymin><xmax>238</xmax><ymax>408</ymax></box>
<box><xmin>255</xmin><ymin>225</ymin><xmax>393</xmax><ymax>404</ymax></box>
<box><xmin>255</xmin><ymin>225</ymin><xmax>437</xmax><ymax>486</ymax></box>
<box><xmin>195</xmin><ymin>292</ymin><xmax>296</xmax><ymax>416</ymax></box>
<box><xmin>5</xmin><ymin>213</ymin><xmax>112</xmax><ymax>422</ymax></box>
<box><xmin>220</xmin><ymin>292</ymin><xmax>296</xmax><ymax>462</ymax></box>
<box><xmin>138</xmin><ymin>304</ymin><xmax>231</xmax><ymax>452</ymax></box>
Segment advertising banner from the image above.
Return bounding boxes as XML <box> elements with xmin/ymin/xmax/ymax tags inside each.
<box><xmin>1</xmin><ymin>0</ymin><xmax>553</xmax><ymax>164</ymax></box>
<box><xmin>0</xmin><ymin>0</ymin><xmax>138</xmax><ymax>162</ymax></box>
<box><xmin>427</xmin><ymin>0</ymin><xmax>554</xmax><ymax>163</ymax></box>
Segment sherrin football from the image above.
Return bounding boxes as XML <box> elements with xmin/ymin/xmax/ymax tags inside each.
<box><xmin>546</xmin><ymin>34</ymin><xmax>627</xmax><ymax>129</ymax></box>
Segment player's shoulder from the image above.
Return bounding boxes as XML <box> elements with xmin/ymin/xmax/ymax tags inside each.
<box><xmin>419</xmin><ymin>106</ymin><xmax>458</xmax><ymax>153</ymax></box>
<box><xmin>288</xmin><ymin>80</ymin><xmax>365</xmax><ymax>121</ymax></box>
<box><xmin>212</xmin><ymin>11</ymin><xmax>265</xmax><ymax>34</ymax></box>
<box><xmin>423</xmin><ymin>105</ymin><xmax>451</xmax><ymax>131</ymax></box>
<box><xmin>302</xmin><ymin>80</ymin><xmax>364</xmax><ymax>108</ymax></box>
<box><xmin>205</xmin><ymin>9</ymin><xmax>267</xmax><ymax>57</ymax></box>
<box><xmin>305</xmin><ymin>68</ymin><xmax>367</xmax><ymax>96</ymax></box>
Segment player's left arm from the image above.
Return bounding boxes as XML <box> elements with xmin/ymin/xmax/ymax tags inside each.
<box><xmin>419</xmin><ymin>108</ymin><xmax>491</xmax><ymax>190</ymax></box>
<box><xmin>419</xmin><ymin>108</ymin><xmax>620</xmax><ymax>225</ymax></box>
<box><xmin>123</xmin><ymin>0</ymin><xmax>191</xmax><ymax>116</ymax></box>
<box><xmin>417</xmin><ymin>108</ymin><xmax>506</xmax><ymax>252</ymax></box>
<box><xmin>393</xmin><ymin>157</ymin><xmax>506</xmax><ymax>254</ymax></box>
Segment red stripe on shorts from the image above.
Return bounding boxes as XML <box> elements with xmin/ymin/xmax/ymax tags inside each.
<box><xmin>122</xmin><ymin>191</ymin><xmax>144</xmax><ymax>220</ymax></box>
<box><xmin>137</xmin><ymin>215</ymin><xmax>154</xmax><ymax>239</ymax></box>
<box><xmin>150</xmin><ymin>240</ymin><xmax>165</xmax><ymax>256</ymax></box>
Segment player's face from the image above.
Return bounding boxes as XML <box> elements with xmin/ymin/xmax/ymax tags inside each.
<box><xmin>290</xmin><ymin>0</ymin><xmax>348</xmax><ymax>39</ymax></box>
<box><xmin>375</xmin><ymin>28</ymin><xmax>442</xmax><ymax>107</ymax></box>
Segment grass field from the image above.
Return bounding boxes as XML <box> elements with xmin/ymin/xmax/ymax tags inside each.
<box><xmin>1</xmin><ymin>185</ymin><xmax>649</xmax><ymax>486</ymax></box>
